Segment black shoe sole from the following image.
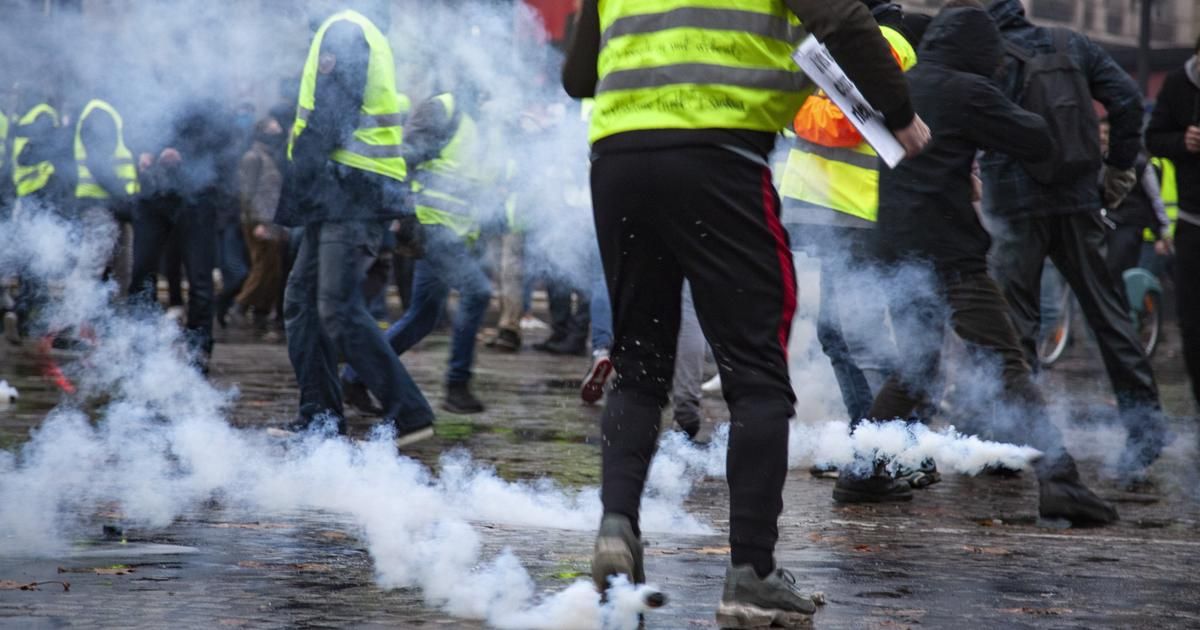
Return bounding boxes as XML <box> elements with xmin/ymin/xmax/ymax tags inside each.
<box><xmin>832</xmin><ymin>487</ymin><xmax>913</xmax><ymax>504</ymax></box>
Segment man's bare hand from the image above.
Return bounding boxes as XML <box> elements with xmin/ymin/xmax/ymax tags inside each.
<box><xmin>1185</xmin><ymin>126</ymin><xmax>1200</xmax><ymax>153</ymax></box>
<box><xmin>895</xmin><ymin>115</ymin><xmax>931</xmax><ymax>158</ymax></box>
<box><xmin>1155</xmin><ymin>237</ymin><xmax>1173</xmax><ymax>257</ymax></box>
<box><xmin>253</xmin><ymin>224</ymin><xmax>272</xmax><ymax>241</ymax></box>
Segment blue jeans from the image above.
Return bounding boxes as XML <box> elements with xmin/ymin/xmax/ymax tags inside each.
<box><xmin>346</xmin><ymin>225</ymin><xmax>492</xmax><ymax>386</ymax></box>
<box><xmin>284</xmin><ymin>221</ymin><xmax>433</xmax><ymax>428</ymax></box>
<box><xmin>589</xmin><ymin>248</ymin><xmax>613</xmax><ymax>351</ymax></box>
<box><xmin>788</xmin><ymin>225</ymin><xmax>895</xmax><ymax>424</ymax></box>
<box><xmin>217</xmin><ymin>222</ymin><xmax>248</xmax><ymax>307</ymax></box>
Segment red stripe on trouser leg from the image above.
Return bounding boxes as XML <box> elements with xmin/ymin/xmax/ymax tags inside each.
<box><xmin>761</xmin><ymin>169</ymin><xmax>796</xmax><ymax>358</ymax></box>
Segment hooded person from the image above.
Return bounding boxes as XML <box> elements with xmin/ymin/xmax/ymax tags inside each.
<box><xmin>127</xmin><ymin>100</ymin><xmax>241</xmax><ymax>374</ymax></box>
<box><xmin>981</xmin><ymin>0</ymin><xmax>1166</xmax><ymax>486</ymax></box>
<box><xmin>779</xmin><ymin>0</ymin><xmax>924</xmax><ymax>483</ymax></box>
<box><xmin>1146</xmin><ymin>35</ymin><xmax>1200</xmax><ymax>413</ymax></box>
<box><xmin>839</xmin><ymin>2</ymin><xmax>1119</xmax><ymax>527</ymax></box>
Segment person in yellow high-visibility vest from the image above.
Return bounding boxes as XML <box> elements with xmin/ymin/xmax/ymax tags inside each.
<box><xmin>779</xmin><ymin>4</ymin><xmax>927</xmax><ymax>482</ymax></box>
<box><xmin>73</xmin><ymin>98</ymin><xmax>140</xmax><ymax>296</ymax></box>
<box><xmin>341</xmin><ymin>91</ymin><xmax>493</xmax><ymax>416</ymax></box>
<box><xmin>1147</xmin><ymin>34</ymin><xmax>1200</xmax><ymax>410</ymax></box>
<box><xmin>12</xmin><ymin>99</ymin><xmax>70</xmax><ymax>212</ymax></box>
<box><xmin>564</xmin><ymin>0</ymin><xmax>928</xmax><ymax>622</ymax></box>
<box><xmin>266</xmin><ymin>3</ymin><xmax>435</xmax><ymax>448</ymax></box>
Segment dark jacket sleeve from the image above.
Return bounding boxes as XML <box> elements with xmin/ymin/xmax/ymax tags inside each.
<box><xmin>965</xmin><ymin>79</ymin><xmax>1053</xmax><ymax>162</ymax></box>
<box><xmin>1146</xmin><ymin>72</ymin><xmax>1193</xmax><ymax>161</ymax></box>
<box><xmin>562</xmin><ymin>0</ymin><xmax>600</xmax><ymax>99</ymax></box>
<box><xmin>81</xmin><ymin>110</ymin><xmax>128</xmax><ymax>200</ymax></box>
<box><xmin>1082</xmin><ymin>36</ymin><xmax>1142</xmax><ymax>170</ymax></box>
<box><xmin>785</xmin><ymin>0</ymin><xmax>914</xmax><ymax>130</ymax></box>
<box><xmin>18</xmin><ymin>116</ymin><xmax>60</xmax><ymax>164</ymax></box>
<box><xmin>402</xmin><ymin>98</ymin><xmax>456</xmax><ymax>167</ymax></box>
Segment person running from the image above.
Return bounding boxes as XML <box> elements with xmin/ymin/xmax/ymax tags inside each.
<box><xmin>841</xmin><ymin>2</ymin><xmax>1117</xmax><ymax>527</ymax></box>
<box><xmin>563</xmin><ymin>0</ymin><xmax>928</xmax><ymax>626</ymax></box>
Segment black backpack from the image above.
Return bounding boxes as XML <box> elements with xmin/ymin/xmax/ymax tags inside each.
<box><xmin>1004</xmin><ymin>28</ymin><xmax>1102</xmax><ymax>185</ymax></box>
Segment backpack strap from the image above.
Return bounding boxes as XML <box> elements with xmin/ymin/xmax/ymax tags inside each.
<box><xmin>1003</xmin><ymin>39</ymin><xmax>1032</xmax><ymax>63</ymax></box>
<box><xmin>1050</xmin><ymin>27</ymin><xmax>1073</xmax><ymax>54</ymax></box>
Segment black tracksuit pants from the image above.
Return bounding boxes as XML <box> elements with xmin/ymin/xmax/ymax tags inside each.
<box><xmin>990</xmin><ymin>211</ymin><xmax>1166</xmax><ymax>472</ymax></box>
<box><xmin>592</xmin><ymin>146</ymin><xmax>796</xmax><ymax>572</ymax></box>
<box><xmin>1175</xmin><ymin>219</ymin><xmax>1200</xmax><ymax>409</ymax></box>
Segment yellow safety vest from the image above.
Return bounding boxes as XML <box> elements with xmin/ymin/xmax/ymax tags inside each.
<box><xmin>74</xmin><ymin>99</ymin><xmax>140</xmax><ymax>200</ymax></box>
<box><xmin>779</xmin><ymin>26</ymin><xmax>915</xmax><ymax>223</ymax></box>
<box><xmin>0</xmin><ymin>112</ymin><xmax>8</xmax><ymax>177</ymax></box>
<box><xmin>414</xmin><ymin>94</ymin><xmax>481</xmax><ymax>239</ymax></box>
<box><xmin>503</xmin><ymin>158</ymin><xmax>520</xmax><ymax>233</ymax></box>
<box><xmin>589</xmin><ymin>0</ymin><xmax>811</xmax><ymax>144</ymax></box>
<box><xmin>13</xmin><ymin>104</ymin><xmax>59</xmax><ymax>198</ymax></box>
<box><xmin>1146</xmin><ymin>157</ymin><xmax>1177</xmax><ymax>242</ymax></box>
<box><xmin>289</xmin><ymin>9</ymin><xmax>407</xmax><ymax>182</ymax></box>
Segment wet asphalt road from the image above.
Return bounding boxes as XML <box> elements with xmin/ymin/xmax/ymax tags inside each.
<box><xmin>0</xmin><ymin>304</ymin><xmax>1198</xmax><ymax>629</ymax></box>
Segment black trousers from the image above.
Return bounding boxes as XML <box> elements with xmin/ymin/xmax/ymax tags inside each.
<box><xmin>1104</xmin><ymin>223</ymin><xmax>1145</xmax><ymax>286</ymax></box>
<box><xmin>130</xmin><ymin>201</ymin><xmax>216</xmax><ymax>356</ymax></box>
<box><xmin>592</xmin><ymin>146</ymin><xmax>796</xmax><ymax>569</ymax></box>
<box><xmin>869</xmin><ymin>269</ymin><xmax>1073</xmax><ymax>476</ymax></box>
<box><xmin>1175</xmin><ymin>219</ymin><xmax>1200</xmax><ymax>410</ymax></box>
<box><xmin>990</xmin><ymin>211</ymin><xmax>1165</xmax><ymax>471</ymax></box>
<box><xmin>991</xmin><ymin>212</ymin><xmax>1161</xmax><ymax>406</ymax></box>
<box><xmin>546</xmin><ymin>277</ymin><xmax>591</xmax><ymax>345</ymax></box>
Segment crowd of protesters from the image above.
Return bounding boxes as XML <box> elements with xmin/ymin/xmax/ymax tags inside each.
<box><xmin>0</xmin><ymin>0</ymin><xmax>1197</xmax><ymax>625</ymax></box>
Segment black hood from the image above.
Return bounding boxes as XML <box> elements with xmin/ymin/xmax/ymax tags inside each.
<box><xmin>987</xmin><ymin>0</ymin><xmax>1032</xmax><ymax>31</ymax></box>
<box><xmin>917</xmin><ymin>6</ymin><xmax>1003</xmax><ymax>77</ymax></box>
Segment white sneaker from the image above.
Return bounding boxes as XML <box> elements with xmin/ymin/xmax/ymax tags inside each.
<box><xmin>165</xmin><ymin>306</ymin><xmax>186</xmax><ymax>324</ymax></box>
<box><xmin>520</xmin><ymin>315</ymin><xmax>549</xmax><ymax>331</ymax></box>
<box><xmin>701</xmin><ymin>374</ymin><xmax>722</xmax><ymax>394</ymax></box>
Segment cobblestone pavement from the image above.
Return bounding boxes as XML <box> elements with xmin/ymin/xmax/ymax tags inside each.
<box><xmin>0</xmin><ymin>309</ymin><xmax>1198</xmax><ymax>629</ymax></box>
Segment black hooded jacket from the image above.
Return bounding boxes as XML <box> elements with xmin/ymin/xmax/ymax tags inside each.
<box><xmin>876</xmin><ymin>6</ymin><xmax>1051</xmax><ymax>276</ymax></box>
<box><xmin>980</xmin><ymin>0</ymin><xmax>1143</xmax><ymax>219</ymax></box>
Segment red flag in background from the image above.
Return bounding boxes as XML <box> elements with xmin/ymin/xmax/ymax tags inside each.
<box><xmin>521</xmin><ymin>0</ymin><xmax>577</xmax><ymax>44</ymax></box>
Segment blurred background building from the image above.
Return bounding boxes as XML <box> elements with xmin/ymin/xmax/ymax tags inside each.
<box><xmin>0</xmin><ymin>0</ymin><xmax>1194</xmax><ymax>102</ymax></box>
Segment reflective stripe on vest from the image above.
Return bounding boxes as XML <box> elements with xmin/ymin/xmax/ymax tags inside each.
<box><xmin>288</xmin><ymin>9</ymin><xmax>407</xmax><ymax>182</ymax></box>
<box><xmin>414</xmin><ymin>94</ymin><xmax>481</xmax><ymax>239</ymax></box>
<box><xmin>0</xmin><ymin>113</ymin><xmax>8</xmax><ymax>174</ymax></box>
<box><xmin>74</xmin><ymin>99</ymin><xmax>140</xmax><ymax>200</ymax></box>
<box><xmin>780</xmin><ymin>137</ymin><xmax>879</xmax><ymax>221</ymax></box>
<box><xmin>12</xmin><ymin>104</ymin><xmax>59</xmax><ymax>198</ymax></box>
<box><xmin>589</xmin><ymin>0</ymin><xmax>811</xmax><ymax>144</ymax></box>
<box><xmin>781</xmin><ymin>25</ymin><xmax>914</xmax><ymax>224</ymax></box>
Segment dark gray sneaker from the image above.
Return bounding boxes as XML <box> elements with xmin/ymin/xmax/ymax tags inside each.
<box><xmin>716</xmin><ymin>564</ymin><xmax>819</xmax><ymax>628</ymax></box>
<box><xmin>895</xmin><ymin>459</ymin><xmax>941</xmax><ymax>489</ymax></box>
<box><xmin>591</xmin><ymin>513</ymin><xmax>644</xmax><ymax>592</ymax></box>
<box><xmin>832</xmin><ymin>472</ymin><xmax>913</xmax><ymax>503</ymax></box>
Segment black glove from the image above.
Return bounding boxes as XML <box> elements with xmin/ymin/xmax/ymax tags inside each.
<box><xmin>392</xmin><ymin>214</ymin><xmax>425</xmax><ymax>259</ymax></box>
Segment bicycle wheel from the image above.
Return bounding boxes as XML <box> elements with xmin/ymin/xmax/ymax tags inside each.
<box><xmin>1136</xmin><ymin>289</ymin><xmax>1163</xmax><ymax>358</ymax></box>
<box><xmin>1038</xmin><ymin>291</ymin><xmax>1072</xmax><ymax>367</ymax></box>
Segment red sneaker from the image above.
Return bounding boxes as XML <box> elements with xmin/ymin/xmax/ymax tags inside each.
<box><xmin>580</xmin><ymin>350</ymin><xmax>614</xmax><ymax>405</ymax></box>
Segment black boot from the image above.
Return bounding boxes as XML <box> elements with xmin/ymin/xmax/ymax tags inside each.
<box><xmin>342</xmin><ymin>377</ymin><xmax>383</xmax><ymax>416</ymax></box>
<box><xmin>1037</xmin><ymin>455</ymin><xmax>1118</xmax><ymax>526</ymax></box>
<box><xmin>443</xmin><ymin>382</ymin><xmax>484</xmax><ymax>414</ymax></box>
